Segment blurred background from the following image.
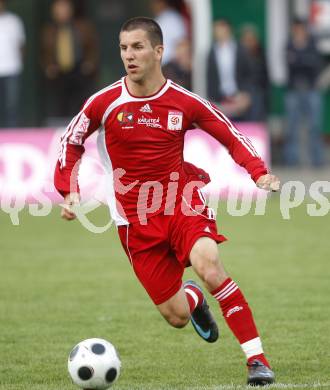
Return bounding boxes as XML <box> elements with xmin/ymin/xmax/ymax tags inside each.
<box><xmin>1</xmin><ymin>0</ymin><xmax>330</xmax><ymax>179</ymax></box>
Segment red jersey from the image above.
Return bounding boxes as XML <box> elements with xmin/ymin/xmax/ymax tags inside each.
<box><xmin>54</xmin><ymin>77</ymin><xmax>268</xmax><ymax>225</ymax></box>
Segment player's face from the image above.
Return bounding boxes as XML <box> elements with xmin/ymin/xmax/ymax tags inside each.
<box><xmin>119</xmin><ymin>29</ymin><xmax>163</xmax><ymax>83</ymax></box>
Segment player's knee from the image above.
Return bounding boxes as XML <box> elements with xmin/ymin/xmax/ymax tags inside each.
<box><xmin>164</xmin><ymin>312</ymin><xmax>190</xmax><ymax>328</ymax></box>
<box><xmin>197</xmin><ymin>257</ymin><xmax>227</xmax><ymax>290</ymax></box>
<box><xmin>203</xmin><ymin>267</ymin><xmax>225</xmax><ymax>288</ymax></box>
<box><xmin>195</xmin><ymin>252</ymin><xmax>218</xmax><ymax>277</ymax></box>
<box><xmin>168</xmin><ymin>315</ymin><xmax>190</xmax><ymax>329</ymax></box>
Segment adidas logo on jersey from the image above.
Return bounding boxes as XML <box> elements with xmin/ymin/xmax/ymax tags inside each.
<box><xmin>140</xmin><ymin>104</ymin><xmax>152</xmax><ymax>113</ymax></box>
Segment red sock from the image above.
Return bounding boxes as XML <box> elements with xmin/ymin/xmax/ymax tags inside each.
<box><xmin>184</xmin><ymin>283</ymin><xmax>204</xmax><ymax>313</ymax></box>
<box><xmin>212</xmin><ymin>278</ymin><xmax>270</xmax><ymax>368</ymax></box>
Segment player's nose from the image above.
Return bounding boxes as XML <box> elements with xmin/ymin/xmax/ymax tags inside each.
<box><xmin>125</xmin><ymin>48</ymin><xmax>135</xmax><ymax>60</ymax></box>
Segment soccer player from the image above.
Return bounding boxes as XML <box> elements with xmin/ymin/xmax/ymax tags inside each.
<box><xmin>54</xmin><ymin>17</ymin><xmax>280</xmax><ymax>386</ymax></box>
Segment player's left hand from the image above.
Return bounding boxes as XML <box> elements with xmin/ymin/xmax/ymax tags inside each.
<box><xmin>256</xmin><ymin>174</ymin><xmax>280</xmax><ymax>192</ymax></box>
<box><xmin>60</xmin><ymin>192</ymin><xmax>81</xmax><ymax>221</ymax></box>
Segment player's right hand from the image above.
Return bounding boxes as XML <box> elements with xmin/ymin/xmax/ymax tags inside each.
<box><xmin>60</xmin><ymin>192</ymin><xmax>81</xmax><ymax>221</ymax></box>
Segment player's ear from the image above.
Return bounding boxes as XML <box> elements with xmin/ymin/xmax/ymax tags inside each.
<box><xmin>154</xmin><ymin>44</ymin><xmax>164</xmax><ymax>60</ymax></box>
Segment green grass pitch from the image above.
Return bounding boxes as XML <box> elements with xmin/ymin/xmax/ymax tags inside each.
<box><xmin>0</xmin><ymin>199</ymin><xmax>329</xmax><ymax>390</ymax></box>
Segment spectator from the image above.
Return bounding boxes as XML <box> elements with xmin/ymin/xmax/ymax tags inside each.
<box><xmin>163</xmin><ymin>38</ymin><xmax>191</xmax><ymax>89</ymax></box>
<box><xmin>206</xmin><ymin>19</ymin><xmax>251</xmax><ymax>120</ymax></box>
<box><xmin>150</xmin><ymin>0</ymin><xmax>188</xmax><ymax>65</ymax></box>
<box><xmin>240</xmin><ymin>24</ymin><xmax>269</xmax><ymax>121</ymax></box>
<box><xmin>0</xmin><ymin>0</ymin><xmax>25</xmax><ymax>128</ymax></box>
<box><xmin>284</xmin><ymin>18</ymin><xmax>325</xmax><ymax>167</ymax></box>
<box><xmin>41</xmin><ymin>0</ymin><xmax>99</xmax><ymax>123</ymax></box>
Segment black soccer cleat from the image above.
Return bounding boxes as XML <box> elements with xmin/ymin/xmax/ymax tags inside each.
<box><xmin>247</xmin><ymin>359</ymin><xmax>275</xmax><ymax>386</ymax></box>
<box><xmin>183</xmin><ymin>280</ymin><xmax>219</xmax><ymax>343</ymax></box>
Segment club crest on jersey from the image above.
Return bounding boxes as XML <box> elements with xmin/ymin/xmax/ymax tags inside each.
<box><xmin>117</xmin><ymin>111</ymin><xmax>134</xmax><ymax>124</ymax></box>
<box><xmin>167</xmin><ymin>111</ymin><xmax>183</xmax><ymax>131</ymax></box>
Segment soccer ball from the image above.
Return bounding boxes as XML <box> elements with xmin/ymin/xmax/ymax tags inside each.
<box><xmin>68</xmin><ymin>338</ymin><xmax>121</xmax><ymax>389</ymax></box>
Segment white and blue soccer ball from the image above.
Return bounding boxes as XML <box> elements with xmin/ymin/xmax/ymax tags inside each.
<box><xmin>68</xmin><ymin>338</ymin><xmax>121</xmax><ymax>389</ymax></box>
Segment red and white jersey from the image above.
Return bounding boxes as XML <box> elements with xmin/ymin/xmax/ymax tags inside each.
<box><xmin>54</xmin><ymin>77</ymin><xmax>268</xmax><ymax>225</ymax></box>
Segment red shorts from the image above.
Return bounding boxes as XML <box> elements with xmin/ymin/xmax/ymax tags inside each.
<box><xmin>117</xmin><ymin>192</ymin><xmax>226</xmax><ymax>305</ymax></box>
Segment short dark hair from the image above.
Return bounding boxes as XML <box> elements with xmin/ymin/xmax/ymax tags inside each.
<box><xmin>120</xmin><ymin>17</ymin><xmax>163</xmax><ymax>47</ymax></box>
